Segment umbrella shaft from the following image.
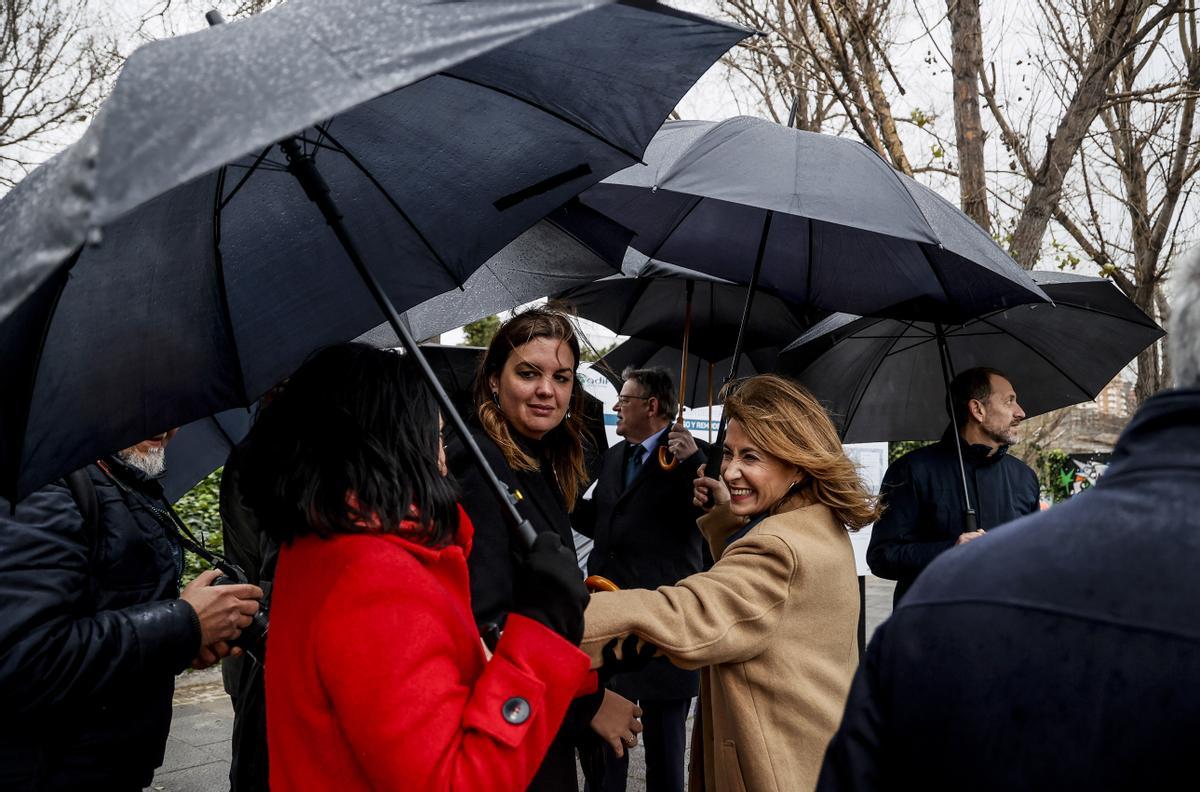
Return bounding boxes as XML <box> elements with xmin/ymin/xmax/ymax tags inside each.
<box><xmin>704</xmin><ymin>209</ymin><xmax>774</xmax><ymax>481</ymax></box>
<box><xmin>935</xmin><ymin>323</ymin><xmax>977</xmax><ymax>525</ymax></box>
<box><xmin>278</xmin><ymin>137</ymin><xmax>537</xmax><ymax>549</ymax></box>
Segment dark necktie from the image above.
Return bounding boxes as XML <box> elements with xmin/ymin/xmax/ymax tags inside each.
<box><xmin>624</xmin><ymin>444</ymin><xmax>645</xmax><ymax>488</ymax></box>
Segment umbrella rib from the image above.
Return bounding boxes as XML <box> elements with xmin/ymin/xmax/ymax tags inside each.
<box><xmin>314</xmin><ymin>124</ymin><xmax>461</xmax><ymax>288</ymax></box>
<box><xmin>212</xmin><ymin>167</ymin><xmax>251</xmax><ymax>403</ymax></box>
<box><xmin>974</xmin><ymin>315</ymin><xmax>1095</xmax><ymax>400</ymax></box>
<box><xmin>612</xmin><ymin>282</ymin><xmax>647</xmax><ymax>334</ymax></box>
<box><xmin>219</xmin><ymin>145</ymin><xmax>274</xmax><ymax>211</ymax></box>
<box><xmin>436</xmin><ymin>73</ymin><xmax>645</xmax><ymax>164</ymax></box>
<box><xmin>805</xmin><ymin>217</ymin><xmax>814</xmax><ymax>303</ymax></box>
<box><xmin>840</xmin><ymin>319</ymin><xmax>914</xmax><ymax>440</ymax></box>
<box><xmin>642</xmin><ymin>194</ymin><xmax>704</xmax><ymax>265</ymax></box>
<box><xmin>919</xmin><ymin>243</ymin><xmax>955</xmax><ymax>308</ymax></box>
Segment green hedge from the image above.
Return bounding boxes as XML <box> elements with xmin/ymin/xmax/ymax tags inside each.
<box><xmin>174</xmin><ymin>467</ymin><xmax>225</xmax><ymax>585</ymax></box>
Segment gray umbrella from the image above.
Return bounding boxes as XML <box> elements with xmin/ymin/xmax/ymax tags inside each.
<box><xmin>360</xmin><ymin>201</ymin><xmax>631</xmax><ymax>345</ymax></box>
<box><xmin>0</xmin><ymin>0</ymin><xmax>747</xmax><ymax>519</ymax></box>
<box><xmin>581</xmin><ymin>117</ymin><xmax>1048</xmax><ymax>324</ymax></box>
<box><xmin>579</xmin><ymin>116</ymin><xmax>1049</xmax><ymax>481</ymax></box>
<box><xmin>778</xmin><ymin>271</ymin><xmax>1164</xmax><ymax>442</ymax></box>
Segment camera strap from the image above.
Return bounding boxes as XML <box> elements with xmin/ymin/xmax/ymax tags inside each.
<box><xmin>96</xmin><ymin>459</ymin><xmax>245</xmax><ymax>581</ymax></box>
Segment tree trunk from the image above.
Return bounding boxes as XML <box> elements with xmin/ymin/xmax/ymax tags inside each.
<box><xmin>947</xmin><ymin>0</ymin><xmax>990</xmax><ymax>231</ymax></box>
<box><xmin>1157</xmin><ymin>286</ymin><xmax>1173</xmax><ymax>388</ymax></box>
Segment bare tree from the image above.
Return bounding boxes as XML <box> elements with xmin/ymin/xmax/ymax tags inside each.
<box><xmin>1045</xmin><ymin>2</ymin><xmax>1200</xmax><ymax>401</ymax></box>
<box><xmin>0</xmin><ymin>0</ymin><xmax>120</xmax><ymax>188</ymax></box>
<box><xmin>979</xmin><ymin>0</ymin><xmax>1182</xmax><ymax>268</ymax></box>
<box><xmin>717</xmin><ymin>0</ymin><xmax>926</xmax><ymax>173</ymax></box>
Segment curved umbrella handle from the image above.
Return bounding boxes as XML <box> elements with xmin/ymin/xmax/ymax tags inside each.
<box><xmin>585</xmin><ymin>575</ymin><xmax>620</xmax><ymax>592</ymax></box>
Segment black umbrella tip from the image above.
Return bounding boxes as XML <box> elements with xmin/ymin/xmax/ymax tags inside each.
<box><xmin>205</xmin><ymin>9</ymin><xmax>226</xmax><ymax>26</ymax></box>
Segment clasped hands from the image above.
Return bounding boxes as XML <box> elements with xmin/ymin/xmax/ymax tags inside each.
<box><xmin>591</xmin><ymin>635</ymin><xmax>658</xmax><ymax>757</ymax></box>
<box><xmin>180</xmin><ymin>569</ymin><xmax>264</xmax><ymax>669</ymax></box>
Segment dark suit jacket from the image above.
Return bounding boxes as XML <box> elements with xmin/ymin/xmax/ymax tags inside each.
<box><xmin>573</xmin><ymin>433</ymin><xmax>706</xmax><ymax>701</ymax></box>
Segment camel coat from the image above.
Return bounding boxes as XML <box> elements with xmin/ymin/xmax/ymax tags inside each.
<box><xmin>581</xmin><ymin>503</ymin><xmax>860</xmax><ymax>792</ymax></box>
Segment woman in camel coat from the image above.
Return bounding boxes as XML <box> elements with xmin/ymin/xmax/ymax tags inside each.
<box><xmin>581</xmin><ymin>375</ymin><xmax>880</xmax><ymax>792</ymax></box>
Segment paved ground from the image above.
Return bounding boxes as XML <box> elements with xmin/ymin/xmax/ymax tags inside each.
<box><xmin>150</xmin><ymin>577</ymin><xmax>897</xmax><ymax>791</ymax></box>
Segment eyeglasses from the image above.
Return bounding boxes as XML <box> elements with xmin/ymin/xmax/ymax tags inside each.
<box><xmin>616</xmin><ymin>394</ymin><xmax>652</xmax><ymax>405</ymax></box>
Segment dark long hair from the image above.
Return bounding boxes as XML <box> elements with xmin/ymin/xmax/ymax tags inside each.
<box><xmin>240</xmin><ymin>343</ymin><xmax>459</xmax><ymax>546</ymax></box>
<box><xmin>472</xmin><ymin>307</ymin><xmax>591</xmax><ymax>510</ymax></box>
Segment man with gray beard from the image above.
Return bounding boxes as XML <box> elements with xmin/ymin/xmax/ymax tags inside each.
<box><xmin>0</xmin><ymin>430</ymin><xmax>263</xmax><ymax>791</ymax></box>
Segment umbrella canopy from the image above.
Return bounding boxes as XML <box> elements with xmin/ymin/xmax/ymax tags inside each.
<box><xmin>580</xmin><ymin>117</ymin><xmax>1048</xmax><ymax>323</ymax></box>
<box><xmin>360</xmin><ymin>201</ymin><xmax>630</xmax><ymax>345</ymax></box>
<box><xmin>599</xmin><ymin>337</ymin><xmax>777</xmax><ymax>409</ymax></box>
<box><xmin>555</xmin><ymin>257</ymin><xmax>814</xmax><ymax>361</ymax></box>
<box><xmin>778</xmin><ymin>271</ymin><xmax>1165</xmax><ymax>442</ymax></box>
<box><xmin>0</xmin><ymin>0</ymin><xmax>747</xmax><ymax>500</ymax></box>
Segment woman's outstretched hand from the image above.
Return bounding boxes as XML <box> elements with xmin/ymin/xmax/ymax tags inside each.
<box><xmin>694</xmin><ymin>466</ymin><xmax>730</xmax><ymax>510</ymax></box>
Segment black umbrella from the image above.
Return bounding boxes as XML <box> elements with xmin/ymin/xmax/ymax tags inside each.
<box><xmin>160</xmin><ymin>407</ymin><xmax>254</xmax><ymax>502</ymax></box>
<box><xmin>600</xmin><ymin>337</ymin><xmax>778</xmax><ymax>410</ymax></box>
<box><xmin>579</xmin><ymin>117</ymin><xmax>1049</xmax><ymax>479</ymax></box>
<box><xmin>556</xmin><ymin>258</ymin><xmax>812</xmax><ymax>364</ymax></box>
<box><xmin>778</xmin><ymin>271</ymin><xmax>1164</xmax><ymax>528</ymax></box>
<box><xmin>557</xmin><ymin>256</ymin><xmax>811</xmax><ymax>467</ymax></box>
<box><xmin>0</xmin><ymin>0</ymin><xmax>747</xmax><ymax>552</ymax></box>
<box><xmin>599</xmin><ymin>337</ymin><xmax>778</xmax><ymax>445</ymax></box>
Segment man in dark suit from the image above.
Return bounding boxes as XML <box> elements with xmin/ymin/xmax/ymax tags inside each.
<box><xmin>574</xmin><ymin>367</ymin><xmax>706</xmax><ymax>792</ymax></box>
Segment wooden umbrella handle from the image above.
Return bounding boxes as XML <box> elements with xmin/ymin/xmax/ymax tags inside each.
<box><xmin>585</xmin><ymin>575</ymin><xmax>620</xmax><ymax>592</ymax></box>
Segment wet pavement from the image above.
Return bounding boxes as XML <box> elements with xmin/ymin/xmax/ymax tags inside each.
<box><xmin>150</xmin><ymin>577</ymin><xmax>896</xmax><ymax>790</ymax></box>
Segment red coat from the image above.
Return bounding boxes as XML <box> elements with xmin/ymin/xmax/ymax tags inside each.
<box><xmin>266</xmin><ymin>506</ymin><xmax>593</xmax><ymax>791</ymax></box>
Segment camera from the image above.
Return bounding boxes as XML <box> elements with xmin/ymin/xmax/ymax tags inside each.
<box><xmin>213</xmin><ymin>564</ymin><xmax>270</xmax><ymax>663</ymax></box>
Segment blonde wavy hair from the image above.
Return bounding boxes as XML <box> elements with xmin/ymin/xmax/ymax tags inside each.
<box><xmin>472</xmin><ymin>307</ymin><xmax>591</xmax><ymax>510</ymax></box>
<box><xmin>722</xmin><ymin>374</ymin><xmax>880</xmax><ymax>530</ymax></box>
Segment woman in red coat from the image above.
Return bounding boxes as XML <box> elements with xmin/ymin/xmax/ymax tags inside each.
<box><xmin>238</xmin><ymin>343</ymin><xmax>595</xmax><ymax>791</ymax></box>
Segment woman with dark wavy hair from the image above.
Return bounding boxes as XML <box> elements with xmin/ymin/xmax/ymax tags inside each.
<box><xmin>240</xmin><ymin>343</ymin><xmax>593</xmax><ymax>791</ymax></box>
<box><xmin>449</xmin><ymin>307</ymin><xmax>644</xmax><ymax>791</ymax></box>
<box><xmin>581</xmin><ymin>375</ymin><xmax>880</xmax><ymax>792</ymax></box>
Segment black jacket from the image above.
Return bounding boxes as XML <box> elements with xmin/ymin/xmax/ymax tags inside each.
<box><xmin>819</xmin><ymin>389</ymin><xmax>1200</xmax><ymax>792</ymax></box>
<box><xmin>573</xmin><ymin>433</ymin><xmax>705</xmax><ymax>701</ymax></box>
<box><xmin>448</xmin><ymin>425</ymin><xmax>578</xmax><ymax>632</ymax></box>
<box><xmin>866</xmin><ymin>428</ymin><xmax>1039</xmax><ymax>603</ymax></box>
<box><xmin>448</xmin><ymin>424</ymin><xmax>602</xmax><ymax>792</ymax></box>
<box><xmin>0</xmin><ymin>458</ymin><xmax>200</xmax><ymax>791</ymax></box>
